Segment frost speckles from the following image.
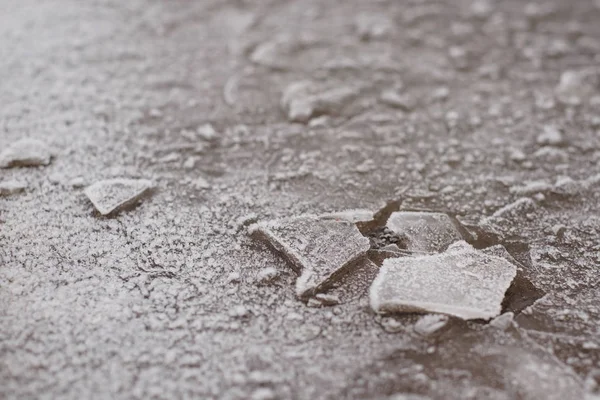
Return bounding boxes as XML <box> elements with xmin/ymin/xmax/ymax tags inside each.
<box><xmin>0</xmin><ymin>138</ymin><xmax>53</xmax><ymax>168</ymax></box>
<box><xmin>281</xmin><ymin>81</ymin><xmax>361</xmax><ymax>123</ymax></box>
<box><xmin>554</xmin><ymin>69</ymin><xmax>599</xmax><ymax>106</ymax></box>
<box><xmin>370</xmin><ymin>241</ymin><xmax>517</xmax><ymax>320</ymax></box>
<box><xmin>249</xmin><ymin>214</ymin><xmax>370</xmax><ymax>298</ymax></box>
<box><xmin>386</xmin><ymin>211</ymin><xmax>462</xmax><ymax>253</ymax></box>
<box><xmin>537</xmin><ymin>125</ymin><xmax>565</xmax><ymax>146</ymax></box>
<box><xmin>84</xmin><ymin>178</ymin><xmax>154</xmax><ymax>215</ymax></box>
<box><xmin>354</xmin><ymin>14</ymin><xmax>395</xmax><ymax>41</ymax></box>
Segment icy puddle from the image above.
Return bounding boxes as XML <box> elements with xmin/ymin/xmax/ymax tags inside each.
<box><xmin>370</xmin><ymin>241</ymin><xmax>517</xmax><ymax>320</ymax></box>
<box><xmin>85</xmin><ymin>178</ymin><xmax>154</xmax><ymax>215</ymax></box>
<box><xmin>249</xmin><ymin>214</ymin><xmax>370</xmax><ymax>299</ymax></box>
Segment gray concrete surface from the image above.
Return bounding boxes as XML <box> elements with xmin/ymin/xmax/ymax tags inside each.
<box><xmin>1</xmin><ymin>0</ymin><xmax>600</xmax><ymax>399</ymax></box>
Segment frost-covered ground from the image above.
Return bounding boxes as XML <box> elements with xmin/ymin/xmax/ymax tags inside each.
<box><xmin>1</xmin><ymin>0</ymin><xmax>600</xmax><ymax>399</ymax></box>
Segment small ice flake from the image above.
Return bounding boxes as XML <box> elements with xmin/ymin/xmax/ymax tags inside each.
<box><xmin>84</xmin><ymin>178</ymin><xmax>154</xmax><ymax>215</ymax></box>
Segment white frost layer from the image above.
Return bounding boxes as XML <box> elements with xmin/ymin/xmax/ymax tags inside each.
<box><xmin>84</xmin><ymin>178</ymin><xmax>154</xmax><ymax>215</ymax></box>
<box><xmin>370</xmin><ymin>241</ymin><xmax>517</xmax><ymax>320</ymax></box>
<box><xmin>386</xmin><ymin>211</ymin><xmax>462</xmax><ymax>253</ymax></box>
<box><xmin>250</xmin><ymin>214</ymin><xmax>370</xmax><ymax>298</ymax></box>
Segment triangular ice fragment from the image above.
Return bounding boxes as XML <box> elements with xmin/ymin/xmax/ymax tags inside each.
<box><xmin>84</xmin><ymin>178</ymin><xmax>154</xmax><ymax>215</ymax></box>
<box><xmin>249</xmin><ymin>215</ymin><xmax>370</xmax><ymax>299</ymax></box>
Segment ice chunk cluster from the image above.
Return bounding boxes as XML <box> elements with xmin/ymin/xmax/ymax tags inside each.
<box><xmin>370</xmin><ymin>241</ymin><xmax>517</xmax><ymax>320</ymax></box>
<box><xmin>252</xmin><ymin>208</ymin><xmax>520</xmax><ymax>319</ymax></box>
<box><xmin>250</xmin><ymin>214</ymin><xmax>370</xmax><ymax>298</ymax></box>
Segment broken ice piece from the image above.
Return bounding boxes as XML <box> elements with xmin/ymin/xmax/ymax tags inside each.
<box><xmin>0</xmin><ymin>180</ymin><xmax>27</xmax><ymax>195</ymax></box>
<box><xmin>379</xmin><ymin>89</ymin><xmax>415</xmax><ymax>111</ymax></box>
<box><xmin>281</xmin><ymin>81</ymin><xmax>361</xmax><ymax>123</ymax></box>
<box><xmin>249</xmin><ymin>36</ymin><xmax>315</xmax><ymax>70</ymax></box>
<box><xmin>489</xmin><ymin>311</ymin><xmax>514</xmax><ymax>330</ymax></box>
<box><xmin>197</xmin><ymin>123</ymin><xmax>218</xmax><ymax>141</ymax></box>
<box><xmin>554</xmin><ymin>69</ymin><xmax>598</xmax><ymax>106</ymax></box>
<box><xmin>354</xmin><ymin>13</ymin><xmax>394</xmax><ymax>40</ymax></box>
<box><xmin>413</xmin><ymin>314</ymin><xmax>450</xmax><ymax>336</ymax></box>
<box><xmin>370</xmin><ymin>241</ymin><xmax>517</xmax><ymax>320</ymax></box>
<box><xmin>249</xmin><ymin>215</ymin><xmax>370</xmax><ymax>298</ymax></box>
<box><xmin>0</xmin><ymin>138</ymin><xmax>53</xmax><ymax>168</ymax></box>
<box><xmin>84</xmin><ymin>178</ymin><xmax>154</xmax><ymax>215</ymax></box>
<box><xmin>386</xmin><ymin>211</ymin><xmax>462</xmax><ymax>253</ymax></box>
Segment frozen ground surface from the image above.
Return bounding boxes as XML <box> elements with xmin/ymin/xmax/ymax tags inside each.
<box><xmin>1</xmin><ymin>0</ymin><xmax>600</xmax><ymax>399</ymax></box>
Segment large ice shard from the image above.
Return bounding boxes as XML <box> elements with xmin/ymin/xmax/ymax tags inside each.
<box><xmin>249</xmin><ymin>215</ymin><xmax>370</xmax><ymax>299</ymax></box>
<box><xmin>370</xmin><ymin>241</ymin><xmax>517</xmax><ymax>320</ymax></box>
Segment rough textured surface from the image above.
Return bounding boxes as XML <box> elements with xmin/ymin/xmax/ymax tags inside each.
<box><xmin>370</xmin><ymin>241</ymin><xmax>517</xmax><ymax>320</ymax></box>
<box><xmin>1</xmin><ymin>0</ymin><xmax>600</xmax><ymax>398</ymax></box>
